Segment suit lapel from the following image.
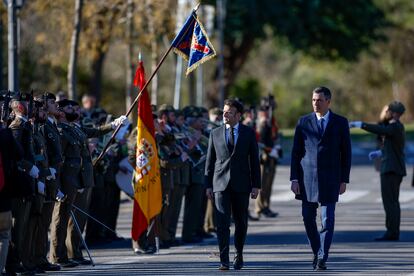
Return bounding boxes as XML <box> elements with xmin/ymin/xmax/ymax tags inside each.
<box><xmin>221</xmin><ymin>125</ymin><xmax>230</xmax><ymax>156</ymax></box>
<box><xmin>232</xmin><ymin>124</ymin><xmax>244</xmax><ymax>156</ymax></box>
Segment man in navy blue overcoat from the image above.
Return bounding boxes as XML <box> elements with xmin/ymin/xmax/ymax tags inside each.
<box><xmin>290</xmin><ymin>87</ymin><xmax>351</xmax><ymax>271</ymax></box>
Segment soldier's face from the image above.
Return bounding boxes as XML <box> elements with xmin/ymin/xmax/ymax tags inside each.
<box><xmin>223</xmin><ymin>105</ymin><xmax>240</xmax><ymax>126</ymax></box>
<box><xmin>47</xmin><ymin>99</ymin><xmax>58</xmax><ymax>115</ymax></box>
<box><xmin>167</xmin><ymin>112</ymin><xmax>176</xmax><ymax>124</ymax></box>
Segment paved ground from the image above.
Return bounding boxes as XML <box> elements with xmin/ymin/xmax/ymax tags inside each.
<box><xmin>48</xmin><ymin>165</ymin><xmax>414</xmax><ymax>275</ymax></box>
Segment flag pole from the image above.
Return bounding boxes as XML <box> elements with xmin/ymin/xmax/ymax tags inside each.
<box><xmin>93</xmin><ymin>3</ymin><xmax>200</xmax><ymax>167</ymax></box>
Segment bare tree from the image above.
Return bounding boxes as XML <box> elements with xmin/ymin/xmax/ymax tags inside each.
<box><xmin>67</xmin><ymin>0</ymin><xmax>83</xmax><ymax>100</ymax></box>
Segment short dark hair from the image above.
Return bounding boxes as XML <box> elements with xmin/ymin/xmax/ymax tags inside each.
<box><xmin>224</xmin><ymin>99</ymin><xmax>243</xmax><ymax>114</ymax></box>
<box><xmin>312</xmin><ymin>86</ymin><xmax>331</xmax><ymax>100</ymax></box>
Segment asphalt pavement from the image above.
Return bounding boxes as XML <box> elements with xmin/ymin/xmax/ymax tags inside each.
<box><xmin>47</xmin><ymin>165</ymin><xmax>414</xmax><ymax>275</ymax></box>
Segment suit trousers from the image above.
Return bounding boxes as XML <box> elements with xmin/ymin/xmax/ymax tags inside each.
<box><xmin>302</xmin><ymin>201</ymin><xmax>336</xmax><ymax>262</ymax></box>
<box><xmin>0</xmin><ymin>211</ymin><xmax>12</xmax><ymax>273</ymax></box>
<box><xmin>380</xmin><ymin>172</ymin><xmax>402</xmax><ymax>239</ymax></box>
<box><xmin>214</xmin><ymin>186</ymin><xmax>249</xmax><ymax>264</ymax></box>
<box><xmin>255</xmin><ymin>158</ymin><xmax>276</xmax><ymax>213</ymax></box>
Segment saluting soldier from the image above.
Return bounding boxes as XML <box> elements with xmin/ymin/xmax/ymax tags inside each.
<box><xmin>6</xmin><ymin>93</ymin><xmax>39</xmax><ymax>275</ymax></box>
<box><xmin>49</xmin><ymin>99</ymin><xmax>83</xmax><ymax>268</ymax></box>
<box><xmin>66</xmin><ymin>100</ymin><xmax>126</xmax><ymax>264</ymax></box>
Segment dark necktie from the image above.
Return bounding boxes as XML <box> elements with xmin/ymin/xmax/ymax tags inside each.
<box><xmin>228</xmin><ymin>127</ymin><xmax>234</xmax><ymax>152</ymax></box>
<box><xmin>319</xmin><ymin>118</ymin><xmax>325</xmax><ymax>136</ymax></box>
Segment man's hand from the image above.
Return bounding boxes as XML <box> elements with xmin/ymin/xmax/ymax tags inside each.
<box><xmin>251</xmin><ymin>188</ymin><xmax>260</xmax><ymax>199</ymax></box>
<box><xmin>291</xmin><ymin>180</ymin><xmax>300</xmax><ymax>195</ymax></box>
<box><xmin>206</xmin><ymin>188</ymin><xmax>213</xmax><ymax>200</ymax></box>
<box><xmin>368</xmin><ymin>150</ymin><xmax>382</xmax><ymax>160</ymax></box>
<box><xmin>339</xmin><ymin>182</ymin><xmax>347</xmax><ymax>195</ymax></box>
<box><xmin>349</xmin><ymin>121</ymin><xmax>362</xmax><ymax>128</ymax></box>
<box><xmin>111</xmin><ymin>115</ymin><xmax>129</xmax><ymax>129</ymax></box>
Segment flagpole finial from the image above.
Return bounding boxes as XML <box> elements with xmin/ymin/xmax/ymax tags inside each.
<box><xmin>138</xmin><ymin>52</ymin><xmax>142</xmax><ymax>62</ymax></box>
<box><xmin>194</xmin><ymin>3</ymin><xmax>201</xmax><ymax>12</ymax></box>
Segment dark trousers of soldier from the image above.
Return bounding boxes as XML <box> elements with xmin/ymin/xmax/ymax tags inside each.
<box><xmin>159</xmin><ymin>189</ymin><xmax>173</xmax><ymax>244</ymax></box>
<box><xmin>182</xmin><ymin>184</ymin><xmax>203</xmax><ymax>242</ymax></box>
<box><xmin>196</xmin><ymin>192</ymin><xmax>208</xmax><ymax>237</ymax></box>
<box><xmin>35</xmin><ymin>173</ymin><xmax>59</xmax><ymax>266</ymax></box>
<box><xmin>49</xmin><ymin>173</ymin><xmax>78</xmax><ymax>263</ymax></box>
<box><xmin>67</xmin><ymin>187</ymin><xmax>92</xmax><ymax>260</ymax></box>
<box><xmin>166</xmin><ymin>184</ymin><xmax>186</xmax><ymax>242</ymax></box>
<box><xmin>6</xmin><ymin>198</ymin><xmax>31</xmax><ymax>271</ymax></box>
<box><xmin>380</xmin><ymin>172</ymin><xmax>403</xmax><ymax>239</ymax></box>
<box><xmin>103</xmin><ymin>180</ymin><xmax>121</xmax><ymax>239</ymax></box>
<box><xmin>85</xmin><ymin>174</ymin><xmax>106</xmax><ymax>244</ymax></box>
<box><xmin>204</xmin><ymin>199</ymin><xmax>216</xmax><ymax>233</ymax></box>
<box><xmin>21</xmin><ymin>195</ymin><xmax>44</xmax><ymax>270</ymax></box>
<box><xmin>255</xmin><ymin>158</ymin><xmax>276</xmax><ymax>213</ymax></box>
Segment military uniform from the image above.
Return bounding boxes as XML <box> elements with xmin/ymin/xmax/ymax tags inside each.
<box><xmin>23</xmin><ymin>121</ymin><xmax>52</xmax><ymax>270</ymax></box>
<box><xmin>49</xmin><ymin>122</ymin><xmax>82</xmax><ymax>264</ymax></box>
<box><xmin>6</xmin><ymin>115</ymin><xmax>36</xmax><ymax>273</ymax></box>
<box><xmin>255</xmin><ymin>118</ymin><xmax>278</xmax><ymax>217</ymax></box>
<box><xmin>67</xmin><ymin>122</ymin><xmax>112</xmax><ymax>260</ymax></box>
<box><xmin>361</xmin><ymin>102</ymin><xmax>406</xmax><ymax>240</ymax></box>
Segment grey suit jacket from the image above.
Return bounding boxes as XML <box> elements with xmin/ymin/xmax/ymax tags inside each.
<box><xmin>204</xmin><ymin>123</ymin><xmax>261</xmax><ymax>193</ymax></box>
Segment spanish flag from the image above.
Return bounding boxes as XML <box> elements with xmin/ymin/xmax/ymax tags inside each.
<box><xmin>131</xmin><ymin>60</ymin><xmax>162</xmax><ymax>240</ymax></box>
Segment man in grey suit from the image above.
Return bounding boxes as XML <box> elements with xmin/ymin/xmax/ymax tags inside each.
<box><xmin>350</xmin><ymin>101</ymin><xmax>406</xmax><ymax>241</ymax></box>
<box><xmin>290</xmin><ymin>87</ymin><xmax>351</xmax><ymax>271</ymax></box>
<box><xmin>205</xmin><ymin>99</ymin><xmax>261</xmax><ymax>271</ymax></box>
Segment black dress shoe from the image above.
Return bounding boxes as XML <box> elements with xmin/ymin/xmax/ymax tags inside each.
<box><xmin>248</xmin><ymin>211</ymin><xmax>260</xmax><ymax>221</ymax></box>
<box><xmin>37</xmin><ymin>262</ymin><xmax>61</xmax><ymax>271</ymax></box>
<box><xmin>181</xmin><ymin>236</ymin><xmax>202</xmax><ymax>244</ymax></box>
<box><xmin>53</xmin><ymin>260</ymin><xmax>79</xmax><ymax>268</ymax></box>
<box><xmin>261</xmin><ymin>208</ymin><xmax>279</xmax><ymax>218</ymax></box>
<box><xmin>71</xmin><ymin>257</ymin><xmax>92</xmax><ymax>265</ymax></box>
<box><xmin>374</xmin><ymin>235</ymin><xmax>399</xmax><ymax>241</ymax></box>
<box><xmin>233</xmin><ymin>253</ymin><xmax>244</xmax><ymax>270</ymax></box>
<box><xmin>312</xmin><ymin>255</ymin><xmax>318</xmax><ymax>269</ymax></box>
<box><xmin>218</xmin><ymin>264</ymin><xmax>229</xmax><ymax>270</ymax></box>
<box><xmin>315</xmin><ymin>259</ymin><xmax>327</xmax><ymax>270</ymax></box>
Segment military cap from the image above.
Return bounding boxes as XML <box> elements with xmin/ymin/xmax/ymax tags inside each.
<box><xmin>56</xmin><ymin>99</ymin><xmax>72</xmax><ymax>108</ymax></box>
<box><xmin>43</xmin><ymin>92</ymin><xmax>56</xmax><ymax>101</ymax></box>
<box><xmin>175</xmin><ymin>109</ymin><xmax>184</xmax><ymax>117</ymax></box>
<box><xmin>158</xmin><ymin>104</ymin><xmax>175</xmax><ymax>112</ymax></box>
<box><xmin>11</xmin><ymin>92</ymin><xmax>31</xmax><ymax>102</ymax></box>
<box><xmin>388</xmin><ymin>101</ymin><xmax>405</xmax><ymax>114</ymax></box>
<box><xmin>68</xmin><ymin>100</ymin><xmax>79</xmax><ymax>106</ymax></box>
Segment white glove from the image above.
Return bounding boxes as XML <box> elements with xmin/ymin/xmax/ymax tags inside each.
<box><xmin>269</xmin><ymin>145</ymin><xmax>280</xmax><ymax>159</ymax></box>
<box><xmin>368</xmin><ymin>150</ymin><xmax>382</xmax><ymax>160</ymax></box>
<box><xmin>37</xmin><ymin>181</ymin><xmax>46</xmax><ymax>195</ymax></box>
<box><xmin>349</xmin><ymin>121</ymin><xmax>362</xmax><ymax>128</ymax></box>
<box><xmin>56</xmin><ymin>189</ymin><xmax>66</xmax><ymax>202</ymax></box>
<box><xmin>180</xmin><ymin>151</ymin><xmax>189</xmax><ymax>162</ymax></box>
<box><xmin>111</xmin><ymin>115</ymin><xmax>129</xmax><ymax>129</ymax></box>
<box><xmin>77</xmin><ymin>188</ymin><xmax>85</xmax><ymax>193</ymax></box>
<box><xmin>115</xmin><ymin>122</ymin><xmax>131</xmax><ymax>141</ymax></box>
<box><xmin>47</xmin><ymin>167</ymin><xmax>57</xmax><ymax>180</ymax></box>
<box><xmin>29</xmin><ymin>165</ymin><xmax>40</xmax><ymax>179</ymax></box>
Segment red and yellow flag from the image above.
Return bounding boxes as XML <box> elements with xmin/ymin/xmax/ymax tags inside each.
<box><xmin>131</xmin><ymin>61</ymin><xmax>162</xmax><ymax>240</ymax></box>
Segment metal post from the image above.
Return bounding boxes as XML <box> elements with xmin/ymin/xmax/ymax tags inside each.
<box><xmin>216</xmin><ymin>0</ymin><xmax>226</xmax><ymax>107</ymax></box>
<box><xmin>7</xmin><ymin>0</ymin><xmax>18</xmax><ymax>92</ymax></box>
<box><xmin>70</xmin><ymin>210</ymin><xmax>95</xmax><ymax>266</ymax></box>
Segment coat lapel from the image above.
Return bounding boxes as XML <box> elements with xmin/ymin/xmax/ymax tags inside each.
<box><xmin>221</xmin><ymin>125</ymin><xmax>230</xmax><ymax>156</ymax></box>
<box><xmin>310</xmin><ymin>114</ymin><xmax>320</xmax><ymax>138</ymax></box>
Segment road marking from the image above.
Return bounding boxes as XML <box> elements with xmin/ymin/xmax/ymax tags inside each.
<box><xmin>271</xmin><ymin>191</ymin><xmax>295</xmax><ymax>202</ymax></box>
<box><xmin>339</xmin><ymin>190</ymin><xmax>370</xmax><ymax>203</ymax></box>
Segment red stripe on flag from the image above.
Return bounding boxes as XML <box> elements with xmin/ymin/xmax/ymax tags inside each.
<box><xmin>131</xmin><ymin>199</ymin><xmax>148</xmax><ymax>240</ymax></box>
<box><xmin>134</xmin><ymin>61</ymin><xmax>155</xmax><ymax>136</ymax></box>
